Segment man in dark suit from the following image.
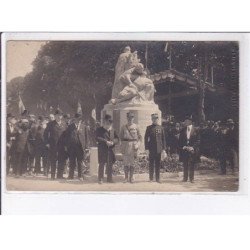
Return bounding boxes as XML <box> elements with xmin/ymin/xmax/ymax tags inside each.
<box><xmin>34</xmin><ymin>116</ymin><xmax>48</xmax><ymax>175</ymax></box>
<box><xmin>144</xmin><ymin>113</ymin><xmax>166</xmax><ymax>183</ymax></box>
<box><xmin>44</xmin><ymin>109</ymin><xmax>66</xmax><ymax>179</ymax></box>
<box><xmin>6</xmin><ymin>113</ymin><xmax>17</xmax><ymax>175</ymax></box>
<box><xmin>12</xmin><ymin>119</ymin><xmax>30</xmax><ymax>177</ymax></box>
<box><xmin>178</xmin><ymin>116</ymin><xmax>200</xmax><ymax>183</ymax></box>
<box><xmin>64</xmin><ymin>113</ymin><xmax>89</xmax><ymax>180</ymax></box>
<box><xmin>96</xmin><ymin>114</ymin><xmax>119</xmax><ymax>184</ymax></box>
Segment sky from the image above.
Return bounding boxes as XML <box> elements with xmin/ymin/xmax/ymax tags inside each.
<box><xmin>7</xmin><ymin>41</ymin><xmax>45</xmax><ymax>82</ymax></box>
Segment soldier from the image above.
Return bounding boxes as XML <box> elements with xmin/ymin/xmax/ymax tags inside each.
<box><xmin>120</xmin><ymin>111</ymin><xmax>142</xmax><ymax>183</ymax></box>
<box><xmin>178</xmin><ymin>116</ymin><xmax>200</xmax><ymax>183</ymax></box>
<box><xmin>96</xmin><ymin>114</ymin><xmax>119</xmax><ymax>184</ymax></box>
<box><xmin>6</xmin><ymin>113</ymin><xmax>17</xmax><ymax>175</ymax></box>
<box><xmin>64</xmin><ymin>113</ymin><xmax>89</xmax><ymax>181</ymax></box>
<box><xmin>144</xmin><ymin>113</ymin><xmax>167</xmax><ymax>183</ymax></box>
<box><xmin>44</xmin><ymin>109</ymin><xmax>66</xmax><ymax>179</ymax></box>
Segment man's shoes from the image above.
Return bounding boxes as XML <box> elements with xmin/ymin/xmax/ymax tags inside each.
<box><xmin>130</xmin><ymin>179</ymin><xmax>134</xmax><ymax>184</ymax></box>
<box><xmin>156</xmin><ymin>180</ymin><xmax>162</xmax><ymax>184</ymax></box>
<box><xmin>190</xmin><ymin>180</ymin><xmax>194</xmax><ymax>183</ymax></box>
<box><xmin>107</xmin><ymin>180</ymin><xmax>115</xmax><ymax>183</ymax></box>
<box><xmin>98</xmin><ymin>180</ymin><xmax>103</xmax><ymax>184</ymax></box>
<box><xmin>182</xmin><ymin>179</ymin><xmax>188</xmax><ymax>182</ymax></box>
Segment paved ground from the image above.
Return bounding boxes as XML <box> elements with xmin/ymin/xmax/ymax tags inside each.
<box><xmin>6</xmin><ymin>170</ymin><xmax>239</xmax><ymax>192</ymax></box>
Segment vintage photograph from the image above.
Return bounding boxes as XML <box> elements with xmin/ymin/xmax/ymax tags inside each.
<box><xmin>4</xmin><ymin>37</ymin><xmax>239</xmax><ymax>192</ymax></box>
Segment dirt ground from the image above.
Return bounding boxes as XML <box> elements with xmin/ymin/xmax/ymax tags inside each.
<box><xmin>6</xmin><ymin>170</ymin><xmax>239</xmax><ymax>192</ymax></box>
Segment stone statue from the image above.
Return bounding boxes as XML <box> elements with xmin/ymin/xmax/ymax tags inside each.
<box><xmin>110</xmin><ymin>63</ymin><xmax>155</xmax><ymax>105</ymax></box>
<box><xmin>111</xmin><ymin>46</ymin><xmax>141</xmax><ymax>99</ymax></box>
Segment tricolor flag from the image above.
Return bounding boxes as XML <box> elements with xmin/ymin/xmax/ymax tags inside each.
<box><xmin>18</xmin><ymin>94</ymin><xmax>26</xmax><ymax>115</ymax></box>
<box><xmin>164</xmin><ymin>42</ymin><xmax>169</xmax><ymax>52</ymax></box>
<box><xmin>91</xmin><ymin>108</ymin><xmax>96</xmax><ymax>121</ymax></box>
<box><xmin>77</xmin><ymin>100</ymin><xmax>82</xmax><ymax>114</ymax></box>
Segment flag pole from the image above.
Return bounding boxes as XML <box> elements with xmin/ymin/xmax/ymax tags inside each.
<box><xmin>145</xmin><ymin>43</ymin><xmax>148</xmax><ymax>70</ymax></box>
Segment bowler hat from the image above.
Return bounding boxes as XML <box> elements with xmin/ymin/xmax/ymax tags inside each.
<box><xmin>21</xmin><ymin>110</ymin><xmax>28</xmax><ymax>116</ymax></box>
<box><xmin>104</xmin><ymin>114</ymin><xmax>113</xmax><ymax>122</ymax></box>
<box><xmin>151</xmin><ymin>113</ymin><xmax>159</xmax><ymax>119</ymax></box>
<box><xmin>184</xmin><ymin>115</ymin><xmax>193</xmax><ymax>121</ymax></box>
<box><xmin>63</xmin><ymin>114</ymin><xmax>71</xmax><ymax>119</ymax></box>
<box><xmin>54</xmin><ymin>109</ymin><xmax>63</xmax><ymax>115</ymax></box>
<box><xmin>74</xmin><ymin>113</ymin><xmax>82</xmax><ymax>118</ymax></box>
<box><xmin>127</xmin><ymin>111</ymin><xmax>135</xmax><ymax>117</ymax></box>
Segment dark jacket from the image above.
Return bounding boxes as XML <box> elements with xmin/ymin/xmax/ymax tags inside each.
<box><xmin>65</xmin><ymin>122</ymin><xmax>89</xmax><ymax>152</ymax></box>
<box><xmin>13</xmin><ymin>129</ymin><xmax>29</xmax><ymax>153</ymax></box>
<box><xmin>96</xmin><ymin>127</ymin><xmax>119</xmax><ymax>164</ymax></box>
<box><xmin>43</xmin><ymin>120</ymin><xmax>65</xmax><ymax>150</ymax></box>
<box><xmin>178</xmin><ymin>126</ymin><xmax>200</xmax><ymax>163</ymax></box>
<box><xmin>144</xmin><ymin>124</ymin><xmax>166</xmax><ymax>155</ymax></box>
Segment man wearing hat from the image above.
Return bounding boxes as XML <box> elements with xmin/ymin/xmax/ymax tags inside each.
<box><xmin>12</xmin><ymin>119</ymin><xmax>30</xmax><ymax>177</ymax></box>
<box><xmin>44</xmin><ymin>109</ymin><xmax>66</xmax><ymax>179</ymax></box>
<box><xmin>6</xmin><ymin>113</ymin><xmax>17</xmax><ymax>175</ymax></box>
<box><xmin>34</xmin><ymin>116</ymin><xmax>48</xmax><ymax>175</ymax></box>
<box><xmin>178</xmin><ymin>116</ymin><xmax>200</xmax><ymax>183</ymax></box>
<box><xmin>120</xmin><ymin>111</ymin><xmax>142</xmax><ymax>183</ymax></box>
<box><xmin>144</xmin><ymin>113</ymin><xmax>166</xmax><ymax>183</ymax></box>
<box><xmin>96</xmin><ymin>114</ymin><xmax>119</xmax><ymax>184</ymax></box>
<box><xmin>64</xmin><ymin>113</ymin><xmax>89</xmax><ymax>180</ymax></box>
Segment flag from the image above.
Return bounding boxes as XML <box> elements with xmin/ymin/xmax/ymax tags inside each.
<box><xmin>91</xmin><ymin>108</ymin><xmax>96</xmax><ymax>121</ymax></box>
<box><xmin>164</xmin><ymin>42</ymin><xmax>169</xmax><ymax>52</ymax></box>
<box><xmin>18</xmin><ymin>94</ymin><xmax>25</xmax><ymax>114</ymax></box>
<box><xmin>77</xmin><ymin>100</ymin><xmax>82</xmax><ymax>114</ymax></box>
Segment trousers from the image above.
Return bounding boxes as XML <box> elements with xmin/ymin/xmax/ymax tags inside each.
<box><xmin>149</xmin><ymin>152</ymin><xmax>161</xmax><ymax>181</ymax></box>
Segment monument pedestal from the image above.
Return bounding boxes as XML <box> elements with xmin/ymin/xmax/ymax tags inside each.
<box><xmin>101</xmin><ymin>103</ymin><xmax>162</xmax><ymax>152</ymax></box>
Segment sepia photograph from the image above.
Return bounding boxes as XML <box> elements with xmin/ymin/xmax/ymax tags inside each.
<box><xmin>3</xmin><ymin>34</ymin><xmax>239</xmax><ymax>192</ymax></box>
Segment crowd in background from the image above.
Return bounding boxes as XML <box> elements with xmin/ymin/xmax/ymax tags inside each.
<box><xmin>163</xmin><ymin>118</ymin><xmax>239</xmax><ymax>174</ymax></box>
<box><xmin>6</xmin><ymin>109</ymin><xmax>239</xmax><ymax>182</ymax></box>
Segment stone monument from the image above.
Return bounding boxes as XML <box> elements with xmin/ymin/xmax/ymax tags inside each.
<box><xmin>101</xmin><ymin>46</ymin><xmax>162</xmax><ymax>152</ymax></box>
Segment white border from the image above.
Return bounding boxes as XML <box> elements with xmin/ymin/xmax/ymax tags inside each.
<box><xmin>1</xmin><ymin>32</ymin><xmax>250</xmax><ymax>214</ymax></box>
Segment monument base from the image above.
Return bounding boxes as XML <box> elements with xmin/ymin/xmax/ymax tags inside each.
<box><xmin>101</xmin><ymin>102</ymin><xmax>162</xmax><ymax>152</ymax></box>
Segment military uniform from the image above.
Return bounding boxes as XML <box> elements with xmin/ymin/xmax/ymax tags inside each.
<box><xmin>145</xmin><ymin>117</ymin><xmax>166</xmax><ymax>182</ymax></box>
<box><xmin>120</xmin><ymin>122</ymin><xmax>141</xmax><ymax>183</ymax></box>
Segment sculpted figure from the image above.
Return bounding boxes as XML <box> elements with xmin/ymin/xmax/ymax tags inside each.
<box><xmin>110</xmin><ymin>63</ymin><xmax>155</xmax><ymax>105</ymax></box>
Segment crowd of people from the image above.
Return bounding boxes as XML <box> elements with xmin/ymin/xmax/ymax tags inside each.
<box><xmin>163</xmin><ymin>118</ymin><xmax>239</xmax><ymax>175</ymax></box>
<box><xmin>6</xmin><ymin>108</ymin><xmax>239</xmax><ymax>184</ymax></box>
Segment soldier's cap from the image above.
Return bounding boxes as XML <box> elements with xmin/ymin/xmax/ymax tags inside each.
<box><xmin>151</xmin><ymin>113</ymin><xmax>159</xmax><ymax>119</ymax></box>
<box><xmin>63</xmin><ymin>113</ymin><xmax>71</xmax><ymax>119</ymax></box>
<box><xmin>7</xmin><ymin>113</ymin><xmax>15</xmax><ymax>119</ymax></box>
<box><xmin>104</xmin><ymin>114</ymin><xmax>113</xmax><ymax>122</ymax></box>
<box><xmin>74</xmin><ymin>113</ymin><xmax>82</xmax><ymax>118</ymax></box>
<box><xmin>127</xmin><ymin>111</ymin><xmax>135</xmax><ymax>117</ymax></box>
<box><xmin>54</xmin><ymin>109</ymin><xmax>63</xmax><ymax>115</ymax></box>
<box><xmin>227</xmin><ymin>118</ymin><xmax>235</xmax><ymax>124</ymax></box>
